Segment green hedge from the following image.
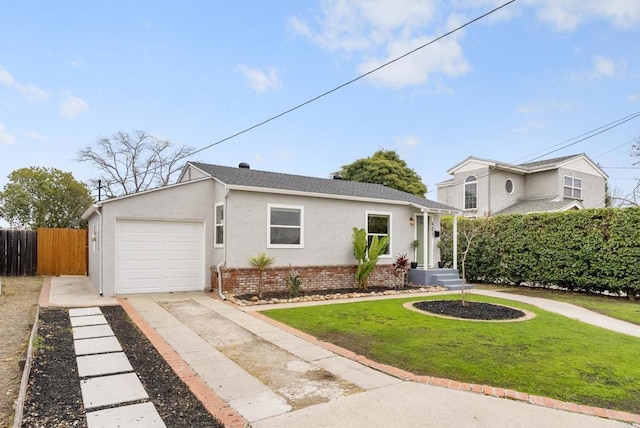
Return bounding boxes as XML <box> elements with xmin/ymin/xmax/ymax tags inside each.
<box><xmin>439</xmin><ymin>208</ymin><xmax>640</xmax><ymax>296</ymax></box>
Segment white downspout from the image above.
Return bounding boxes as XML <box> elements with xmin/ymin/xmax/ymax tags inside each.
<box><xmin>215</xmin><ymin>187</ymin><xmax>229</xmax><ymax>300</ymax></box>
<box><xmin>95</xmin><ymin>206</ymin><xmax>104</xmax><ymax>296</ymax></box>
<box><xmin>453</xmin><ymin>214</ymin><xmax>458</xmax><ymax>270</ymax></box>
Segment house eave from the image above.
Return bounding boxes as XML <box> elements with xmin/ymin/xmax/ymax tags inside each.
<box><xmin>226</xmin><ymin>184</ymin><xmax>461</xmax><ymax>214</ymax></box>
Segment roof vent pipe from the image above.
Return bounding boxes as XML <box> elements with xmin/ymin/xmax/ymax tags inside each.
<box><xmin>239</xmin><ymin>162</ymin><xmax>250</xmax><ymax>169</ymax></box>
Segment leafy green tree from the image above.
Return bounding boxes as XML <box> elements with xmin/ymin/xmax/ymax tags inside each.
<box><xmin>338</xmin><ymin>149</ymin><xmax>427</xmax><ymax>196</ymax></box>
<box><xmin>0</xmin><ymin>167</ymin><xmax>93</xmax><ymax>229</ymax></box>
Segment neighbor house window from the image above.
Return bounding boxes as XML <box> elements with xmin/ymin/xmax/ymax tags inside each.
<box><xmin>214</xmin><ymin>202</ymin><xmax>224</xmax><ymax>246</ymax></box>
<box><xmin>268</xmin><ymin>204</ymin><xmax>303</xmax><ymax>248</ymax></box>
<box><xmin>366</xmin><ymin>212</ymin><xmax>391</xmax><ymax>256</ymax></box>
<box><xmin>464</xmin><ymin>175</ymin><xmax>477</xmax><ymax>210</ymax></box>
<box><xmin>505</xmin><ymin>179</ymin><xmax>514</xmax><ymax>194</ymax></box>
<box><xmin>564</xmin><ymin>176</ymin><xmax>582</xmax><ymax>199</ymax></box>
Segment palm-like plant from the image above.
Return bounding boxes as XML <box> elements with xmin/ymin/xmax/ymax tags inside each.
<box><xmin>249</xmin><ymin>252</ymin><xmax>276</xmax><ymax>299</ymax></box>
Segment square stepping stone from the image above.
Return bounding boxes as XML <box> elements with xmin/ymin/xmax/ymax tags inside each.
<box><xmin>69</xmin><ymin>307</ymin><xmax>102</xmax><ymax>317</ymax></box>
<box><xmin>73</xmin><ymin>324</ymin><xmax>114</xmax><ymax>340</ymax></box>
<box><xmin>70</xmin><ymin>314</ymin><xmax>108</xmax><ymax>327</ymax></box>
<box><xmin>77</xmin><ymin>352</ymin><xmax>133</xmax><ymax>377</ymax></box>
<box><xmin>86</xmin><ymin>402</ymin><xmax>166</xmax><ymax>428</ymax></box>
<box><xmin>74</xmin><ymin>336</ymin><xmax>122</xmax><ymax>356</ymax></box>
<box><xmin>86</xmin><ymin>402</ymin><xmax>165</xmax><ymax>428</ymax></box>
<box><xmin>81</xmin><ymin>373</ymin><xmax>148</xmax><ymax>409</ymax></box>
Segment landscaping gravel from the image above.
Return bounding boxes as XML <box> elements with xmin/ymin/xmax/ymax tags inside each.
<box><xmin>21</xmin><ymin>306</ymin><xmax>224</xmax><ymax>428</ymax></box>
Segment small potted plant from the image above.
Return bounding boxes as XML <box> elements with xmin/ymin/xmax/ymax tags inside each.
<box><xmin>410</xmin><ymin>239</ymin><xmax>420</xmax><ymax>269</ymax></box>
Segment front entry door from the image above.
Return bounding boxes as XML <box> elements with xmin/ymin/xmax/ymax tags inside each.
<box><xmin>416</xmin><ymin>215</ymin><xmax>425</xmax><ymax>267</ymax></box>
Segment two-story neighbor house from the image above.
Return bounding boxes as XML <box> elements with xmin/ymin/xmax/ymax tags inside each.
<box><xmin>436</xmin><ymin>153</ymin><xmax>608</xmax><ymax>217</ymax></box>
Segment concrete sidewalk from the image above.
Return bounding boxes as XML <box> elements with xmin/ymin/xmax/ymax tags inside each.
<box><xmin>40</xmin><ymin>277</ymin><xmax>640</xmax><ymax>427</ymax></box>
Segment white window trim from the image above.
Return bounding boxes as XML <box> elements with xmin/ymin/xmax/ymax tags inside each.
<box><xmin>267</xmin><ymin>203</ymin><xmax>304</xmax><ymax>249</ymax></box>
<box><xmin>214</xmin><ymin>202</ymin><xmax>224</xmax><ymax>248</ymax></box>
<box><xmin>563</xmin><ymin>175</ymin><xmax>582</xmax><ymax>200</ymax></box>
<box><xmin>365</xmin><ymin>211</ymin><xmax>392</xmax><ymax>258</ymax></box>
<box><xmin>505</xmin><ymin>178</ymin><xmax>514</xmax><ymax>195</ymax></box>
<box><xmin>463</xmin><ymin>175</ymin><xmax>478</xmax><ymax>210</ymax></box>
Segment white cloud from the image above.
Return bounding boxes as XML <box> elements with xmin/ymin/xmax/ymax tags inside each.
<box><xmin>516</xmin><ymin>104</ymin><xmax>539</xmax><ymax>114</ymax></box>
<box><xmin>238</xmin><ymin>65</ymin><xmax>281</xmax><ymax>94</ymax></box>
<box><xmin>290</xmin><ymin>0</ymin><xmax>468</xmax><ymax>89</ymax></box>
<box><xmin>592</xmin><ymin>55</ymin><xmax>619</xmax><ymax>78</ymax></box>
<box><xmin>23</xmin><ymin>130</ymin><xmax>45</xmax><ymax>140</ymax></box>
<box><xmin>59</xmin><ymin>91</ymin><xmax>89</xmax><ymax>118</ymax></box>
<box><xmin>627</xmin><ymin>92</ymin><xmax>640</xmax><ymax>102</ymax></box>
<box><xmin>0</xmin><ymin>122</ymin><xmax>16</xmax><ymax>145</ymax></box>
<box><xmin>513</xmin><ymin>119</ymin><xmax>547</xmax><ymax>133</ymax></box>
<box><xmin>526</xmin><ymin>0</ymin><xmax>640</xmax><ymax>31</ymax></box>
<box><xmin>357</xmin><ymin>35</ymin><xmax>468</xmax><ymax>88</ymax></box>
<box><xmin>395</xmin><ymin>135</ymin><xmax>420</xmax><ymax>149</ymax></box>
<box><xmin>0</xmin><ymin>68</ymin><xmax>49</xmax><ymax>101</ymax></box>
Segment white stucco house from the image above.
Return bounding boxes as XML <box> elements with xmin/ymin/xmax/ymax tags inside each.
<box><xmin>436</xmin><ymin>153</ymin><xmax>608</xmax><ymax>217</ymax></box>
<box><xmin>82</xmin><ymin>162</ymin><xmax>461</xmax><ymax>297</ymax></box>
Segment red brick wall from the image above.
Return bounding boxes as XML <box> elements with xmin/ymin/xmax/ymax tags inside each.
<box><xmin>211</xmin><ymin>264</ymin><xmax>403</xmax><ymax>296</ymax></box>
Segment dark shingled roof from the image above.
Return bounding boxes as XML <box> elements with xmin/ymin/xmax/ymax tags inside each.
<box><xmin>190</xmin><ymin>162</ymin><xmax>459</xmax><ymax>212</ymax></box>
<box><xmin>493</xmin><ymin>198</ymin><xmax>581</xmax><ymax>215</ymax></box>
<box><xmin>518</xmin><ymin>154</ymin><xmax>580</xmax><ymax>169</ymax></box>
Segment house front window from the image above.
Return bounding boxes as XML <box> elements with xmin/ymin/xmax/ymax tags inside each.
<box><xmin>464</xmin><ymin>175</ymin><xmax>477</xmax><ymax>209</ymax></box>
<box><xmin>268</xmin><ymin>204</ymin><xmax>303</xmax><ymax>248</ymax></box>
<box><xmin>564</xmin><ymin>176</ymin><xmax>582</xmax><ymax>199</ymax></box>
<box><xmin>215</xmin><ymin>202</ymin><xmax>224</xmax><ymax>246</ymax></box>
<box><xmin>366</xmin><ymin>212</ymin><xmax>391</xmax><ymax>256</ymax></box>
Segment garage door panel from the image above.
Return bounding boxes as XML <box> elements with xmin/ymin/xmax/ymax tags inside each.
<box><xmin>116</xmin><ymin>220</ymin><xmax>204</xmax><ymax>294</ymax></box>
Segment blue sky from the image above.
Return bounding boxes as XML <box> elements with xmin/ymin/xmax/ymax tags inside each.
<box><xmin>1</xmin><ymin>0</ymin><xmax>640</xmax><ymax>207</ymax></box>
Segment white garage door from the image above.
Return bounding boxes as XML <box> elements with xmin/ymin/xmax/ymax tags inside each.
<box><xmin>116</xmin><ymin>219</ymin><xmax>205</xmax><ymax>294</ymax></box>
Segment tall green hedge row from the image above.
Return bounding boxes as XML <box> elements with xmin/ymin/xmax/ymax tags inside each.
<box><xmin>439</xmin><ymin>208</ymin><xmax>640</xmax><ymax>296</ymax></box>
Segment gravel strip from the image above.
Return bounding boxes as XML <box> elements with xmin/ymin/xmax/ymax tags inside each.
<box><xmin>21</xmin><ymin>306</ymin><xmax>224</xmax><ymax>427</ymax></box>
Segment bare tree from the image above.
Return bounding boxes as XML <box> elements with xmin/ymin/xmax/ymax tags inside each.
<box><xmin>77</xmin><ymin>131</ymin><xmax>195</xmax><ymax>198</ymax></box>
<box><xmin>610</xmin><ymin>137</ymin><xmax>640</xmax><ymax>207</ymax></box>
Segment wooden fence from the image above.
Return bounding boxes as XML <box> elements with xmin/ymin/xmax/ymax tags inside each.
<box><xmin>37</xmin><ymin>228</ymin><xmax>88</xmax><ymax>276</ymax></box>
<box><xmin>0</xmin><ymin>228</ymin><xmax>87</xmax><ymax>276</ymax></box>
<box><xmin>0</xmin><ymin>229</ymin><xmax>38</xmax><ymax>276</ymax></box>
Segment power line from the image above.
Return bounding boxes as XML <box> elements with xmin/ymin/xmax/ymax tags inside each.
<box><xmin>512</xmin><ymin>111</ymin><xmax>640</xmax><ymax>164</ymax></box>
<box><xmin>518</xmin><ymin>111</ymin><xmax>640</xmax><ymax>164</ymax></box>
<box><xmin>426</xmin><ymin>110</ymin><xmax>640</xmax><ymax>196</ymax></box>
<box><xmin>178</xmin><ymin>0</ymin><xmax>518</xmax><ymax>161</ymax></box>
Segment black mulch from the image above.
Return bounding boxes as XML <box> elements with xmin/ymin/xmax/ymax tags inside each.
<box><xmin>21</xmin><ymin>306</ymin><xmax>224</xmax><ymax>428</ymax></box>
<box><xmin>413</xmin><ymin>300</ymin><xmax>526</xmax><ymax>320</ymax></box>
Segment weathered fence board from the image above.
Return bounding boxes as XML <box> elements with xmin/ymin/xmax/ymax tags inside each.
<box><xmin>37</xmin><ymin>228</ymin><xmax>88</xmax><ymax>276</ymax></box>
<box><xmin>0</xmin><ymin>229</ymin><xmax>38</xmax><ymax>276</ymax></box>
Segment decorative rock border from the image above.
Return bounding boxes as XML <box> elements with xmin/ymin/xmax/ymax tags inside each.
<box><xmin>228</xmin><ymin>285</ymin><xmax>449</xmax><ymax>306</ymax></box>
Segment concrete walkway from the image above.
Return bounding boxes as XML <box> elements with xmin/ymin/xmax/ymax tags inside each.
<box><xmin>39</xmin><ymin>277</ymin><xmax>640</xmax><ymax>427</ymax></box>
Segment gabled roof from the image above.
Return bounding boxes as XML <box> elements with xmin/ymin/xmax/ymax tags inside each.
<box><xmin>493</xmin><ymin>198</ymin><xmax>582</xmax><ymax>216</ymax></box>
<box><xmin>443</xmin><ymin>153</ymin><xmax>607</xmax><ymax>179</ymax></box>
<box><xmin>518</xmin><ymin>154</ymin><xmax>578</xmax><ymax>169</ymax></box>
<box><xmin>188</xmin><ymin>162</ymin><xmax>460</xmax><ymax>213</ymax></box>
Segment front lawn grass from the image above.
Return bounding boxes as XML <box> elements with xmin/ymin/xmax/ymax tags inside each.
<box><xmin>476</xmin><ymin>284</ymin><xmax>640</xmax><ymax>326</ymax></box>
<box><xmin>262</xmin><ymin>294</ymin><xmax>640</xmax><ymax>414</ymax></box>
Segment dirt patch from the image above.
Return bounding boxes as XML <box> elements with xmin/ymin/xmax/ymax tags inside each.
<box><xmin>160</xmin><ymin>299</ymin><xmax>363</xmax><ymax>410</ymax></box>
<box><xmin>0</xmin><ymin>276</ymin><xmax>42</xmax><ymax>427</ymax></box>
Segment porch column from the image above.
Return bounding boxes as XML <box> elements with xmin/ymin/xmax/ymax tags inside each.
<box><xmin>453</xmin><ymin>214</ymin><xmax>458</xmax><ymax>270</ymax></box>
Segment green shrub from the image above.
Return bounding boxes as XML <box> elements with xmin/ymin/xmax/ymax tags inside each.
<box><xmin>439</xmin><ymin>208</ymin><xmax>640</xmax><ymax>298</ymax></box>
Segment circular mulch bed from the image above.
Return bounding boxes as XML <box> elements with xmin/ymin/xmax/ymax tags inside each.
<box><xmin>408</xmin><ymin>300</ymin><xmax>534</xmax><ymax>322</ymax></box>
